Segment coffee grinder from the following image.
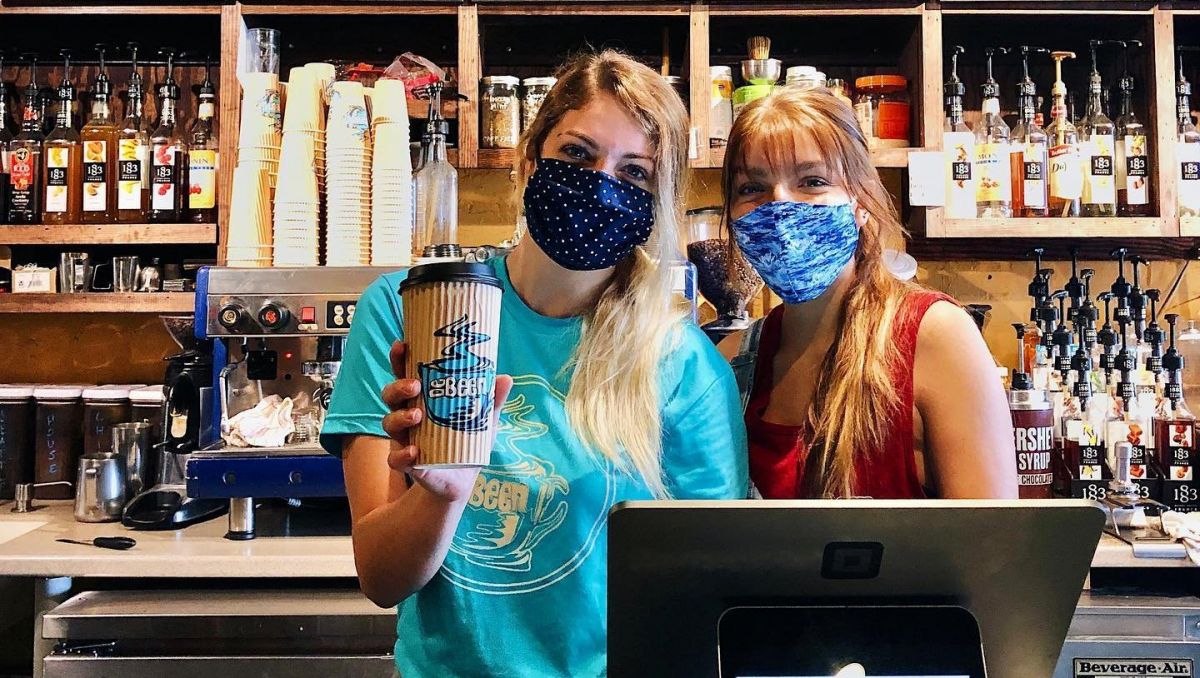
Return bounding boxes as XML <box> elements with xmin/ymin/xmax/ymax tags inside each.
<box><xmin>685</xmin><ymin>206</ymin><xmax>763</xmax><ymax>343</ymax></box>
<box><xmin>122</xmin><ymin>316</ymin><xmax>227</xmax><ymax>530</ymax></box>
<box><xmin>184</xmin><ymin>266</ymin><xmax>384</xmax><ymax>540</ymax></box>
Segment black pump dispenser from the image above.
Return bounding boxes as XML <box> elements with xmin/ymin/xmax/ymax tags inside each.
<box><xmin>1053</xmin><ymin>290</ymin><xmax>1073</xmax><ymax>376</ymax></box>
<box><xmin>1111</xmin><ymin>248</ymin><xmax>1134</xmax><ymax>326</ymax></box>
<box><xmin>945</xmin><ymin>45</ymin><xmax>967</xmax><ymax>121</ymax></box>
<box><xmin>1011</xmin><ymin>323</ymin><xmax>1034</xmax><ymax>391</ymax></box>
<box><xmin>1164</xmin><ymin>313</ymin><xmax>1185</xmax><ymax>407</ymax></box>
<box><xmin>1144</xmin><ymin>289</ymin><xmax>1165</xmax><ymax>376</ymax></box>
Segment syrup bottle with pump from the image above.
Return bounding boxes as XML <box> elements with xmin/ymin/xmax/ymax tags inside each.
<box><xmin>1047</xmin><ymin>50</ymin><xmax>1083</xmax><ymax>217</ymax></box>
<box><xmin>1011</xmin><ymin>46</ymin><xmax>1050</xmax><ymax>217</ymax></box>
<box><xmin>1107</xmin><ymin>314</ymin><xmax>1153</xmax><ymax>486</ymax></box>
<box><xmin>1082</xmin><ymin>41</ymin><xmax>1118</xmax><ymax>217</ymax></box>
<box><xmin>1010</xmin><ymin>323</ymin><xmax>1056</xmax><ymax>498</ymax></box>
<box><xmin>975</xmin><ymin>47</ymin><xmax>1012</xmax><ymax>218</ymax></box>
<box><xmin>1154</xmin><ymin>314</ymin><xmax>1199</xmax><ymax>498</ymax></box>
<box><xmin>943</xmin><ymin>46</ymin><xmax>976</xmax><ymax>219</ymax></box>
<box><xmin>1064</xmin><ymin>321</ymin><xmax>1108</xmax><ymax>486</ymax></box>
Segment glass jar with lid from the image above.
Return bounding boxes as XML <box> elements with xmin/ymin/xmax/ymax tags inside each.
<box><xmin>481</xmin><ymin>76</ymin><xmax>521</xmax><ymax>149</ymax></box>
<box><xmin>521</xmin><ymin>77</ymin><xmax>556</xmax><ymax>133</ymax></box>
<box><xmin>785</xmin><ymin>66</ymin><xmax>825</xmax><ymax>90</ymax></box>
<box><xmin>854</xmin><ymin>74</ymin><xmax>910</xmax><ymax>148</ymax></box>
<box><xmin>826</xmin><ymin>78</ymin><xmax>853</xmax><ymax>109</ymax></box>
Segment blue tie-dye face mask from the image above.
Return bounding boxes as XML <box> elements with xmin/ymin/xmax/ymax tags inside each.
<box><xmin>731</xmin><ymin>200</ymin><xmax>859</xmax><ymax>304</ymax></box>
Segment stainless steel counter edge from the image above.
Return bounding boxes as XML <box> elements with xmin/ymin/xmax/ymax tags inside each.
<box><xmin>0</xmin><ymin>501</ymin><xmax>1192</xmax><ymax>578</ymax></box>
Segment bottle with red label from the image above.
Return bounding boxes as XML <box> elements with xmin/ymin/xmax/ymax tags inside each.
<box><xmin>148</xmin><ymin>49</ymin><xmax>187</xmax><ymax>223</ymax></box>
<box><xmin>1009</xmin><ymin>323</ymin><xmax>1055</xmax><ymax>498</ymax></box>
<box><xmin>6</xmin><ymin>55</ymin><xmax>45</xmax><ymax>225</ymax></box>
<box><xmin>1155</xmin><ymin>314</ymin><xmax>1198</xmax><ymax>509</ymax></box>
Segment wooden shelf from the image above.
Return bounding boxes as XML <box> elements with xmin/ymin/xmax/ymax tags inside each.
<box><xmin>0</xmin><ymin>4</ymin><xmax>221</xmax><ymax>14</ymax></box>
<box><xmin>0</xmin><ymin>224</ymin><xmax>217</xmax><ymax>246</ymax></box>
<box><xmin>238</xmin><ymin>3</ymin><xmax>458</xmax><ymax>15</ymax></box>
<box><xmin>0</xmin><ymin>293</ymin><xmax>194</xmax><ymax>314</ymax></box>
<box><xmin>937</xmin><ymin>217</ymin><xmax>1171</xmax><ymax>238</ymax></box>
<box><xmin>477</xmin><ymin>148</ymin><xmax>519</xmax><ymax>169</ymax></box>
<box><xmin>698</xmin><ymin>146</ymin><xmax>916</xmax><ymax>170</ymax></box>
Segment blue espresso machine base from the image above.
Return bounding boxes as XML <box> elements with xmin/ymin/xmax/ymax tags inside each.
<box><xmin>186</xmin><ymin>446</ymin><xmax>346</xmax><ymax>499</ymax></box>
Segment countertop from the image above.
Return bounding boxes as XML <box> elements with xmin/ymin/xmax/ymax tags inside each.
<box><xmin>0</xmin><ymin>501</ymin><xmax>357</xmax><ymax>578</ymax></box>
<box><xmin>0</xmin><ymin>501</ymin><xmax>1191</xmax><ymax>579</ymax></box>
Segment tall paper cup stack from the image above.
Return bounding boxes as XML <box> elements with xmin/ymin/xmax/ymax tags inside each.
<box><xmin>272</xmin><ymin>146</ymin><xmax>320</xmax><ymax>267</ymax></box>
<box><xmin>370</xmin><ymin>78</ymin><xmax>414</xmax><ymax>267</ymax></box>
<box><xmin>227</xmin><ymin>165</ymin><xmax>273</xmax><ymax>267</ymax></box>
<box><xmin>400</xmin><ymin>262</ymin><xmax>503</xmax><ymax>468</ymax></box>
<box><xmin>325</xmin><ymin>80</ymin><xmax>372</xmax><ymax>266</ymax></box>
<box><xmin>239</xmin><ymin>72</ymin><xmax>283</xmax><ymax>190</ymax></box>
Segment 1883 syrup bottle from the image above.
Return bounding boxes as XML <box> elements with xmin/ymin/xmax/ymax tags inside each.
<box><xmin>42</xmin><ymin>51</ymin><xmax>82</xmax><ymax>225</ymax></box>
<box><xmin>148</xmin><ymin>49</ymin><xmax>186</xmax><ymax>223</ymax></box>
<box><xmin>117</xmin><ymin>44</ymin><xmax>149</xmax><ymax>223</ymax></box>
<box><xmin>81</xmin><ymin>44</ymin><xmax>118</xmax><ymax>224</ymax></box>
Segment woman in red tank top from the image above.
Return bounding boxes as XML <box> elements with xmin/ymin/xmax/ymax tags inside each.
<box><xmin>716</xmin><ymin>88</ymin><xmax>1017</xmax><ymax>500</ymax></box>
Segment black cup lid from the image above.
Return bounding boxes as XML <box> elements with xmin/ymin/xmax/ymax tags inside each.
<box><xmin>399</xmin><ymin>261</ymin><xmax>502</xmax><ymax>293</ymax></box>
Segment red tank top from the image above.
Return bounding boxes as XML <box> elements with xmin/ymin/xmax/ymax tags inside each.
<box><xmin>746</xmin><ymin>290</ymin><xmax>955</xmax><ymax>499</ymax></box>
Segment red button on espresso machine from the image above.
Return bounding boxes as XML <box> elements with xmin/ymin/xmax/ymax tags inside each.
<box><xmin>298</xmin><ymin>306</ymin><xmax>318</xmax><ymax>331</ymax></box>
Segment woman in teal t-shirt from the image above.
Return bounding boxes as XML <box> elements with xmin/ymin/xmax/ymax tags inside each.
<box><xmin>321</xmin><ymin>50</ymin><xmax>749</xmax><ymax>678</ymax></box>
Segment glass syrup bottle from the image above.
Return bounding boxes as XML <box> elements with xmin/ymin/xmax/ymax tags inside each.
<box><xmin>1081</xmin><ymin>42</ymin><xmax>1117</xmax><ymax>217</ymax></box>
<box><xmin>81</xmin><ymin>44</ymin><xmax>118</xmax><ymax>224</ymax></box>
<box><xmin>148</xmin><ymin>49</ymin><xmax>186</xmax><ymax>223</ymax></box>
<box><xmin>1113</xmin><ymin>40</ymin><xmax>1150</xmax><ymax>217</ymax></box>
<box><xmin>187</xmin><ymin>58</ymin><xmax>218</xmax><ymax>223</ymax></box>
<box><xmin>1047</xmin><ymin>51</ymin><xmax>1083</xmax><ymax>217</ymax></box>
<box><xmin>1156</xmin><ymin>314</ymin><xmax>1198</xmax><ymax>490</ymax></box>
<box><xmin>1177</xmin><ymin>54</ymin><xmax>1200</xmax><ymax>220</ymax></box>
<box><xmin>974</xmin><ymin>47</ymin><xmax>1012</xmax><ymax>218</ymax></box>
<box><xmin>943</xmin><ymin>45</ymin><xmax>976</xmax><ymax>220</ymax></box>
<box><xmin>117</xmin><ymin>44</ymin><xmax>150</xmax><ymax>223</ymax></box>
<box><xmin>1107</xmin><ymin>318</ymin><xmax>1153</xmax><ymax>483</ymax></box>
<box><xmin>42</xmin><ymin>50</ymin><xmax>82</xmax><ymax>225</ymax></box>
<box><xmin>1011</xmin><ymin>46</ymin><xmax>1049</xmax><ymax>218</ymax></box>
<box><xmin>7</xmin><ymin>56</ymin><xmax>45</xmax><ymax>225</ymax></box>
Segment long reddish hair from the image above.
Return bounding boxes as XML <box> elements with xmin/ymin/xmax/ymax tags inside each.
<box><xmin>723</xmin><ymin>87</ymin><xmax>918</xmax><ymax>497</ymax></box>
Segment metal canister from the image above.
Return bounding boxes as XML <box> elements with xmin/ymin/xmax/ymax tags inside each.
<box><xmin>1010</xmin><ymin>386</ymin><xmax>1055</xmax><ymax>498</ymax></box>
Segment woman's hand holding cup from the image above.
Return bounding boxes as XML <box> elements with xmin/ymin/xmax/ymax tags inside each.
<box><xmin>382</xmin><ymin>341</ymin><xmax>512</xmax><ymax>503</ymax></box>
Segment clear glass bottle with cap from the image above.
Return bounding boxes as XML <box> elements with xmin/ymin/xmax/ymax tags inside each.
<box><xmin>974</xmin><ymin>47</ymin><xmax>1012</xmax><ymax>218</ymax></box>
<box><xmin>147</xmin><ymin>49</ymin><xmax>187</xmax><ymax>223</ymax></box>
<box><xmin>1011</xmin><ymin>46</ymin><xmax>1049</xmax><ymax>218</ymax></box>
<box><xmin>1178</xmin><ymin>53</ymin><xmax>1200</xmax><ymax>219</ymax></box>
<box><xmin>117</xmin><ymin>43</ymin><xmax>149</xmax><ymax>224</ymax></box>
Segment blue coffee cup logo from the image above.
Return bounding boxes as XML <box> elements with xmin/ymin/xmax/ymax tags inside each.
<box><xmin>419</xmin><ymin>315</ymin><xmax>496</xmax><ymax>433</ymax></box>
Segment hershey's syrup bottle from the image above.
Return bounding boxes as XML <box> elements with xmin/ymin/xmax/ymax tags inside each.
<box><xmin>1010</xmin><ymin>323</ymin><xmax>1055</xmax><ymax>498</ymax></box>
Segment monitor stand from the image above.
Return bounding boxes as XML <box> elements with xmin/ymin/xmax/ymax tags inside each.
<box><xmin>717</xmin><ymin>605</ymin><xmax>986</xmax><ymax>678</ymax></box>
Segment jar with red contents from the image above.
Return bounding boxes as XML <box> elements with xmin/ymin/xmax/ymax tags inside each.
<box><xmin>853</xmin><ymin>75</ymin><xmax>911</xmax><ymax>149</ymax></box>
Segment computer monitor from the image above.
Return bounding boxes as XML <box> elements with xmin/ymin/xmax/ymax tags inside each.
<box><xmin>608</xmin><ymin>500</ymin><xmax>1105</xmax><ymax>678</ymax></box>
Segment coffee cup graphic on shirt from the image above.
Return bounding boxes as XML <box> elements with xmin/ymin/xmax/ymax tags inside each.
<box><xmin>400</xmin><ymin>262</ymin><xmax>503</xmax><ymax>468</ymax></box>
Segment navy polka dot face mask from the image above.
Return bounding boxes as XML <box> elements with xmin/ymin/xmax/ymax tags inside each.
<box><xmin>523</xmin><ymin>158</ymin><xmax>656</xmax><ymax>271</ymax></box>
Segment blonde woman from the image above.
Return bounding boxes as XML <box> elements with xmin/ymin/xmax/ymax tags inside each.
<box><xmin>718</xmin><ymin>88</ymin><xmax>1016</xmax><ymax>499</ymax></box>
<box><xmin>321</xmin><ymin>51</ymin><xmax>748</xmax><ymax>677</ymax></box>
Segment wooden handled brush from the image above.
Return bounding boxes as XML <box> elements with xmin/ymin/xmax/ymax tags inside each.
<box><xmin>747</xmin><ymin>36</ymin><xmax>771</xmax><ymax>61</ymax></box>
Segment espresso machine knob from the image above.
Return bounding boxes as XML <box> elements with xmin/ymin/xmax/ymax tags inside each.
<box><xmin>257</xmin><ymin>303</ymin><xmax>291</xmax><ymax>331</ymax></box>
<box><xmin>218</xmin><ymin>304</ymin><xmax>247</xmax><ymax>330</ymax></box>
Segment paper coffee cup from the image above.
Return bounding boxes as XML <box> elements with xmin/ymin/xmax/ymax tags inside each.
<box><xmin>400</xmin><ymin>262</ymin><xmax>503</xmax><ymax>468</ymax></box>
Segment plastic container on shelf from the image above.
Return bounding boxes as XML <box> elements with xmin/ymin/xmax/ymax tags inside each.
<box><xmin>709</xmin><ymin>66</ymin><xmax>734</xmax><ymax>149</ymax></box>
<box><xmin>786</xmin><ymin>66</ymin><xmax>826</xmax><ymax>90</ymax></box>
<box><xmin>33</xmin><ymin>384</ymin><xmax>85</xmax><ymax>499</ymax></box>
<box><xmin>0</xmin><ymin>384</ymin><xmax>36</xmax><ymax>500</ymax></box>
<box><xmin>854</xmin><ymin>74</ymin><xmax>911</xmax><ymax>149</ymax></box>
<box><xmin>82</xmin><ymin>384</ymin><xmax>137</xmax><ymax>457</ymax></box>
<box><xmin>128</xmin><ymin>385</ymin><xmax>166</xmax><ymax>447</ymax></box>
<box><xmin>481</xmin><ymin>76</ymin><xmax>520</xmax><ymax>150</ymax></box>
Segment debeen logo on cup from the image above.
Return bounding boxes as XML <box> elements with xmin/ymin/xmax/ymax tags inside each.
<box><xmin>419</xmin><ymin>315</ymin><xmax>497</xmax><ymax>432</ymax></box>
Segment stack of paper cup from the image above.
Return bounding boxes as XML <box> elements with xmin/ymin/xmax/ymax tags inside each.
<box><xmin>238</xmin><ymin>72</ymin><xmax>283</xmax><ymax>189</ymax></box>
<box><xmin>370</xmin><ymin>79</ymin><xmax>414</xmax><ymax>267</ymax></box>
<box><xmin>272</xmin><ymin>158</ymin><xmax>320</xmax><ymax>267</ymax></box>
<box><xmin>325</xmin><ymin>80</ymin><xmax>372</xmax><ymax>267</ymax></box>
<box><xmin>226</xmin><ymin>165</ymin><xmax>273</xmax><ymax>267</ymax></box>
<box><xmin>305</xmin><ymin>62</ymin><xmax>336</xmax><ymax>110</ymax></box>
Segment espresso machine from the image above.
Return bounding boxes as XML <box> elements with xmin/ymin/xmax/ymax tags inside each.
<box><xmin>184</xmin><ymin>266</ymin><xmax>388</xmax><ymax>540</ymax></box>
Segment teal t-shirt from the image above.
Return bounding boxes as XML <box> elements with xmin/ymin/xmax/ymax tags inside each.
<box><xmin>321</xmin><ymin>255</ymin><xmax>748</xmax><ymax>678</ymax></box>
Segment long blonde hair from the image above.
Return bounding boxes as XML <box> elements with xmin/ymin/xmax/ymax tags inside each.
<box><xmin>722</xmin><ymin>87</ymin><xmax>917</xmax><ymax>498</ymax></box>
<box><xmin>517</xmin><ymin>50</ymin><xmax>690</xmax><ymax>497</ymax></box>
